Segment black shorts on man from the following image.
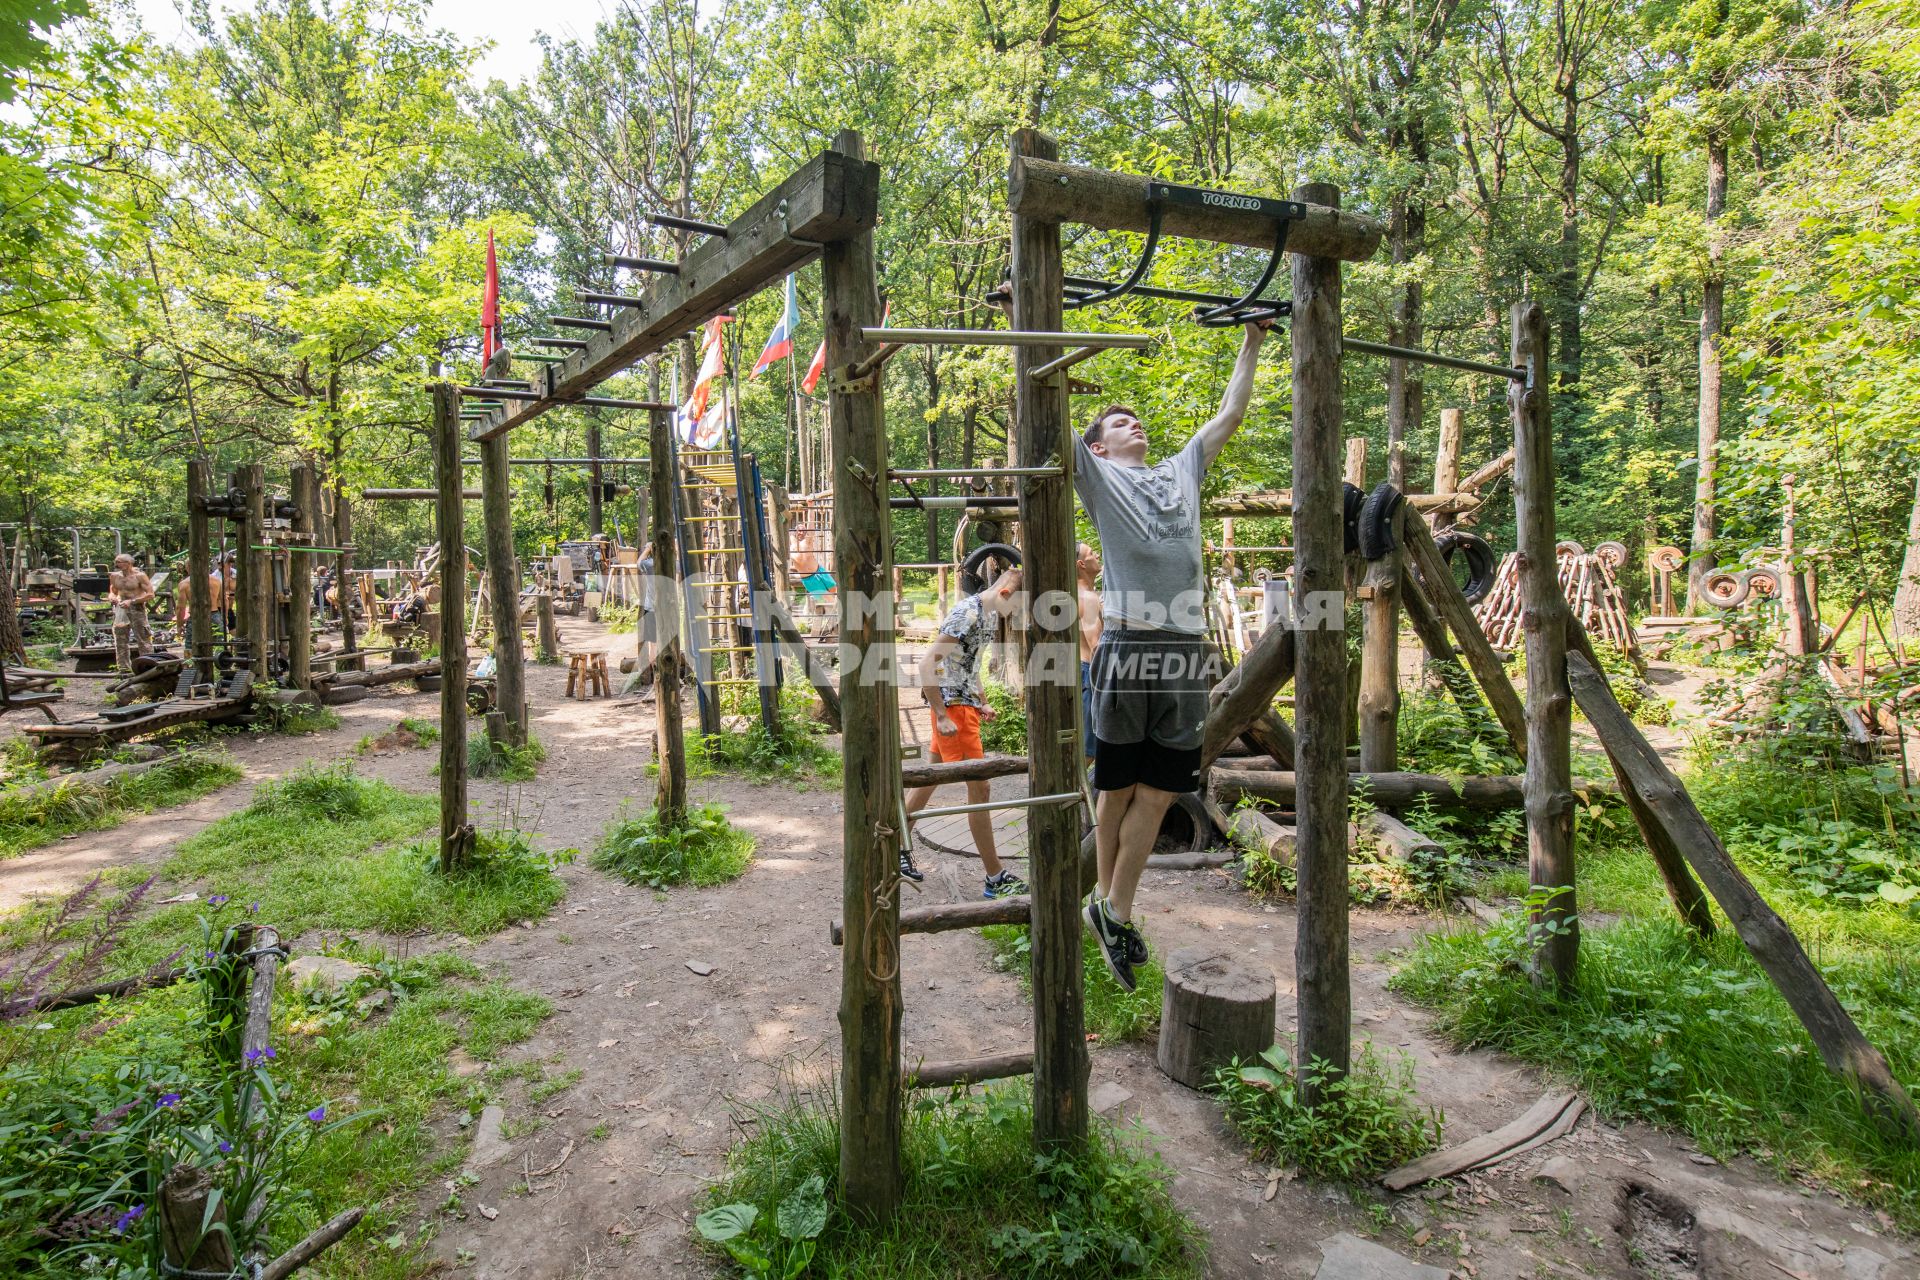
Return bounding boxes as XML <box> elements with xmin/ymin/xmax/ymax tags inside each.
<box><xmin>1087</xmin><ymin>629</ymin><xmax>1219</xmax><ymax>794</ymax></box>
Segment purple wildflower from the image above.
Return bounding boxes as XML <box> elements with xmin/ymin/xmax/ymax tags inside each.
<box><xmin>112</xmin><ymin>1205</ymin><xmax>146</xmax><ymax>1235</ymax></box>
<box><xmin>306</xmin><ymin>1106</ymin><xmax>326</xmax><ymax>1123</ymax></box>
<box><xmin>218</xmin><ymin>1140</ymin><xmax>233</xmax><ymax>1155</ymax></box>
<box><xmin>154</xmin><ymin>1093</ymin><xmax>181</xmax><ymax>1109</ymax></box>
<box><xmin>248</xmin><ymin>901</ymin><xmax>260</xmax><ymax>913</ymax></box>
<box><xmin>208</xmin><ymin>895</ymin><xmax>230</xmax><ymax>906</ymax></box>
<box><xmin>244</xmin><ymin>1046</ymin><xmax>276</xmax><ymax>1065</ymax></box>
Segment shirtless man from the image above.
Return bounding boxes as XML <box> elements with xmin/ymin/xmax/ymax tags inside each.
<box><xmin>108</xmin><ymin>554</ymin><xmax>155</xmax><ymax>670</ymax></box>
<box><xmin>1075</xmin><ymin>542</ymin><xmax>1103</xmax><ymax>768</ymax></box>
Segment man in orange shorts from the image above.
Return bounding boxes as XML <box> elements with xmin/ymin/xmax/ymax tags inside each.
<box><xmin>902</xmin><ymin>566</ymin><xmax>1026</xmax><ymax>898</ymax></box>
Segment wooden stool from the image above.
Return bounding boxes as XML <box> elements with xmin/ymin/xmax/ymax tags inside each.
<box><xmin>1156</xmin><ymin>948</ymin><xmax>1276</xmax><ymax>1088</ymax></box>
<box><xmin>565</xmin><ymin>652</ymin><xmax>611</xmax><ymax>700</ymax></box>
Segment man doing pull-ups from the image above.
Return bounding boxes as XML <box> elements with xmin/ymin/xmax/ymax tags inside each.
<box><xmin>1076</xmin><ymin>320</ymin><xmax>1271</xmax><ymax>991</ymax></box>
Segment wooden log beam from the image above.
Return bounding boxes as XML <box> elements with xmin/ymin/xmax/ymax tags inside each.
<box><xmin>907</xmin><ymin>1051</ymin><xmax>1034</xmax><ymax>1090</ymax></box>
<box><xmin>1567</xmin><ymin>651</ymin><xmax>1920</xmax><ymax>1141</ymax></box>
<box><xmin>288</xmin><ymin>466</ymin><xmax>314</xmax><ymax>690</ymax></box>
<box><xmin>1007</xmin><ymin>156</ymin><xmax>1383</xmax><ymax>262</ymax></box>
<box><xmin>1399</xmin><ymin>562</ymin><xmax>1500</xmax><ymax>738</ymax></box>
<box><xmin>241</xmin><ymin>464</ymin><xmax>271</xmax><ymax>671</ymax></box>
<box><xmin>431</xmin><ymin>384</ymin><xmax>473</xmax><ymax>872</ymax></box>
<box><xmin>1010</xmin><ymin>127</ymin><xmax>1089</xmax><ymax>1155</ymax></box>
<box><xmin>318</xmin><ymin>660</ymin><xmax>439</xmax><ymax>690</ymax></box>
<box><xmin>1512</xmin><ymin>302</ymin><xmax>1577</xmax><ymax>991</ymax></box>
<box><xmin>899</xmin><ymin>751</ymin><xmax>1029</xmax><ymax>788</ymax></box>
<box><xmin>1402</xmin><ymin>517</ymin><xmax>1529</xmax><ymax>758</ymax></box>
<box><xmin>768</xmin><ymin>597</ymin><xmax>841</xmax><ymax>732</ymax></box>
<box><xmin>1290</xmin><ymin>180</ymin><xmax>1351</xmax><ymax>1103</ymax></box>
<box><xmin>1459</xmin><ymin>447</ymin><xmax>1516</xmax><ymax>494</ymax></box>
<box><xmin>1215</xmin><ymin>769</ymin><xmax>1614</xmax><ymax>811</ymax></box>
<box><xmin>471</xmin><ymin>148</ymin><xmax>879</xmax><ymax>442</ymax></box>
<box><xmin>1204</xmin><ymin>490</ymin><xmax>1479</xmax><ymax>519</ymax></box>
<box><xmin>647</xmin><ymin>407</ymin><xmax>687</xmax><ymax>826</ymax></box>
<box><xmin>1201</xmin><ymin>622</ymin><xmax>1296</xmax><ymax>770</ymax></box>
<box><xmin>1358</xmin><ymin>809</ymin><xmax>1442</xmax><ymax>861</ymax></box>
<box><xmin>1224</xmin><ymin>806</ymin><xmax>1297</xmax><ymax>865</ymax></box>
<box><xmin>187</xmin><ymin>459</ymin><xmax>214</xmax><ymax>684</ymax></box>
<box><xmin>829</xmin><ymin>894</ymin><xmax>1030</xmax><ymax>946</ymax></box>
<box><xmin>1357</xmin><ymin>507</ymin><xmax>1401</xmax><ymax>771</ymax></box>
<box><xmin>362</xmin><ymin>488</ymin><xmax>484</xmax><ymax>501</ymax></box>
<box><xmin>258</xmin><ymin>1207</ymin><xmax>367</xmax><ymax>1280</ymax></box>
<box><xmin>828</xmin><ymin>131</ymin><xmax>904</xmax><ymax>1224</ymax></box>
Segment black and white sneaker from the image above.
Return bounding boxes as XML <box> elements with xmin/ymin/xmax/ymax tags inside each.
<box><xmin>1083</xmin><ymin>896</ymin><xmax>1136</xmax><ymax>992</ymax></box>
<box><xmin>898</xmin><ymin>850</ymin><xmax>925</xmax><ymax>883</ymax></box>
<box><xmin>1121</xmin><ymin>920</ymin><xmax>1149</xmax><ymax>967</ymax></box>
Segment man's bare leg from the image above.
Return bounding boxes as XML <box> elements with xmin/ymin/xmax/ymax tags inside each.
<box><xmin>962</xmin><ymin>778</ymin><xmax>1004</xmax><ymax>876</ymax></box>
<box><xmin>1106</xmin><ymin>783</ymin><xmax>1178</xmax><ymax>921</ymax></box>
<box><xmin>1093</xmin><ymin>784</ymin><xmax>1135</xmax><ymax>901</ymax></box>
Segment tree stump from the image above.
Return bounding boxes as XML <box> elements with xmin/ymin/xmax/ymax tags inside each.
<box><xmin>1156</xmin><ymin>948</ymin><xmax>1276</xmax><ymax>1089</ymax></box>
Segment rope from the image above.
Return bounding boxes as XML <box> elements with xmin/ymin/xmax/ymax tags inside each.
<box><xmin>861</xmin><ymin>816</ymin><xmax>902</xmax><ymax>986</ymax></box>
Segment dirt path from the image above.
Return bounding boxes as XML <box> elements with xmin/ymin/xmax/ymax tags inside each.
<box><xmin>3</xmin><ymin>634</ymin><xmax>1908</xmax><ymax>1278</ymax></box>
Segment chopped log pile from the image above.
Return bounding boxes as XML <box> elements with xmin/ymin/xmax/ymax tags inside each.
<box><xmin>1474</xmin><ymin>541</ymin><xmax>1637</xmax><ymax>657</ymax></box>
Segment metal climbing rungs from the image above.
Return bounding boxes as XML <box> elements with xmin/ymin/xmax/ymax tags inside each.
<box><xmin>914</xmin><ymin>791</ymin><xmax>1083</xmax><ymax>822</ymax></box>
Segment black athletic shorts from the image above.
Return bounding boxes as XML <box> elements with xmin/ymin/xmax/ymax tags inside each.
<box><xmin>1092</xmin><ymin>735</ymin><xmax>1202</xmax><ymax>794</ymax></box>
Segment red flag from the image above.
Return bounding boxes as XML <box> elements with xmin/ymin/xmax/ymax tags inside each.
<box><xmin>481</xmin><ymin>229</ymin><xmax>501</xmax><ymax>363</ymax></box>
<box><xmin>801</xmin><ymin>300</ymin><xmax>887</xmax><ymax>394</ymax></box>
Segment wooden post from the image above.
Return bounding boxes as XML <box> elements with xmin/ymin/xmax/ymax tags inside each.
<box><xmin>1290</xmin><ymin>181</ymin><xmax>1352</xmax><ymax>1102</ymax></box>
<box><xmin>647</xmin><ymin>405</ymin><xmax>688</xmax><ymax>826</ymax></box>
<box><xmin>1010</xmin><ymin>127</ymin><xmax>1089</xmax><ymax>1153</ymax></box>
<box><xmin>1343</xmin><ymin>437</ymin><xmax>1368</xmax><ymax>488</ymax></box>
<box><xmin>825</xmin><ymin>130</ymin><xmax>903</xmax><ymax>1223</ymax></box>
<box><xmin>535</xmin><ymin>593</ymin><xmax>559</xmax><ymax>662</ymax></box>
<box><xmin>431</xmin><ymin>384</ymin><xmax>472</xmax><ymax>872</ymax></box>
<box><xmin>586</xmin><ymin>420</ymin><xmax>604</xmax><ymax>537</ymax></box>
<box><xmin>1399</xmin><ymin>566</ymin><xmax>1498</xmax><ymax>737</ymax></box>
<box><xmin>1781</xmin><ymin>474</ymin><xmax>1816</xmax><ymax>657</ymax></box>
<box><xmin>333</xmin><ymin>487</ymin><xmax>361</xmax><ymax>671</ymax></box>
<box><xmin>187</xmin><ymin>459</ymin><xmax>214</xmax><ymax>684</ymax></box>
<box><xmin>1568</xmin><ymin>652</ymin><xmax>1920</xmax><ymax>1140</ymax></box>
<box><xmin>1357</xmin><ymin>506</ymin><xmax>1401</xmax><ymax>771</ymax></box>
<box><xmin>1511</xmin><ymin>301</ymin><xmax>1577</xmax><ymax>990</ymax></box>
<box><xmin>480</xmin><ymin>434</ymin><xmax>529</xmax><ymax>745</ymax></box>
<box><xmin>241</xmin><ymin>464</ymin><xmax>271</xmax><ymax>677</ymax></box>
<box><xmin>288</xmin><ymin>465</ymin><xmax>314</xmax><ymax>690</ymax></box>
<box><xmin>1433</xmin><ymin>408</ymin><xmax>1463</xmax><ymax>533</ymax></box>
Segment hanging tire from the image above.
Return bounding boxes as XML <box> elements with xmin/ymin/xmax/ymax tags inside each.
<box><xmin>1435</xmin><ymin>531</ymin><xmax>1498</xmax><ymax>605</ymax></box>
<box><xmin>1595</xmin><ymin>541</ymin><xmax>1629</xmax><ymax>569</ymax></box>
<box><xmin>1743</xmin><ymin>567</ymin><xmax>1781</xmax><ymax>599</ymax></box>
<box><xmin>1359</xmin><ymin>482</ymin><xmax>1404</xmax><ymax>561</ymax></box>
<box><xmin>1342</xmin><ymin>482</ymin><xmax>1365</xmax><ymax>555</ymax></box>
<box><xmin>959</xmin><ymin>541</ymin><xmax>1022</xmax><ymax>595</ymax></box>
<box><xmin>1700</xmin><ymin>570</ymin><xmax>1750</xmax><ymax>607</ymax></box>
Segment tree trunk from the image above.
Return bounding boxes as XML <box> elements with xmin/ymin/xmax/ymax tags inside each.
<box><xmin>1892</xmin><ymin>470</ymin><xmax>1920</xmax><ymax>644</ymax></box>
<box><xmin>0</xmin><ymin>539</ymin><xmax>22</xmax><ymax>666</ymax></box>
<box><xmin>1689</xmin><ymin>132</ymin><xmax>1729</xmax><ymax>612</ymax></box>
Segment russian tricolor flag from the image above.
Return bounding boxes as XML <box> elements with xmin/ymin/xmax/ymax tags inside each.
<box><xmin>801</xmin><ymin>299</ymin><xmax>888</xmax><ymax>394</ymax></box>
<box><xmin>751</xmin><ymin>275</ymin><xmax>799</xmax><ymax>378</ymax></box>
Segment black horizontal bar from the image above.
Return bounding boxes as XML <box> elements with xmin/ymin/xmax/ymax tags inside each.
<box><xmin>1062</xmin><ymin>274</ymin><xmax>1291</xmax><ymax>314</ymax></box>
<box><xmin>647</xmin><ymin>211</ymin><xmax>728</xmax><ymax>238</ymax></box>
<box><xmin>606</xmin><ymin>254</ymin><xmax>679</xmax><ymax>274</ymax></box>
<box><xmin>578</xmin><ymin>290</ymin><xmax>647</xmax><ymax>309</ymax></box>
<box><xmin>551</xmin><ymin>315</ymin><xmax>613</xmax><ymax>332</ymax></box>
<box><xmin>532</xmin><ymin>337</ymin><xmax>589</xmax><ymax>350</ymax></box>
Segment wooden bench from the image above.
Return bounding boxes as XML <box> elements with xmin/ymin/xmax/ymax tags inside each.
<box><xmin>564</xmin><ymin>652</ymin><xmax>610</xmax><ymax>700</ymax></box>
<box><xmin>0</xmin><ymin>666</ymin><xmax>62</xmax><ymax>722</ymax></box>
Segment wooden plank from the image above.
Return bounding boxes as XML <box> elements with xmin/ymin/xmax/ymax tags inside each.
<box><xmin>1216</xmin><ymin>769</ymin><xmax>1614</xmax><ymax>811</ymax></box>
<box><xmin>471</xmin><ymin>149</ymin><xmax>879</xmax><ymax>442</ymax></box>
<box><xmin>1289</xmin><ymin>181</ymin><xmax>1352</xmax><ymax>1103</ymax></box>
<box><xmin>1567</xmin><ymin>651</ymin><xmax>1920</xmax><ymax>1140</ymax></box>
<box><xmin>1512</xmin><ymin>301</ymin><xmax>1577</xmax><ymax>991</ymax></box>
<box><xmin>827</xmin><ymin>131</ymin><xmax>904</xmax><ymax>1224</ymax></box>
<box><xmin>1381</xmin><ymin>1092</ymin><xmax>1578</xmax><ymax>1191</ymax></box>
<box><xmin>1008</xmin><ymin>156</ymin><xmax>1383</xmax><ymax>262</ymax></box>
<box><xmin>432</xmin><ymin>384</ymin><xmax>473</xmax><ymax>871</ymax></box>
<box><xmin>1011</xmin><ymin>127</ymin><xmax>1089</xmax><ymax>1154</ymax></box>
<box><xmin>1464</xmin><ymin>1096</ymin><xmax>1587</xmax><ymax>1173</ymax></box>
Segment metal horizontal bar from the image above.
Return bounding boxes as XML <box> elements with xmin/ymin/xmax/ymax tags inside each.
<box><xmin>458</xmin><ymin>457</ymin><xmax>651</xmax><ymax>467</ymax></box>
<box><xmin>913</xmin><ymin>790</ymin><xmax>1081</xmax><ymax>820</ymax></box>
<box><xmin>888</xmin><ymin>496</ymin><xmax>1020</xmax><ymax>510</ymax></box>
<box><xmin>462</xmin><ymin>385</ymin><xmax>539</xmax><ymax>400</ymax></box>
<box><xmin>481</xmin><ymin>378</ymin><xmax>534</xmax><ymax>389</ymax></box>
<box><xmin>1062</xmin><ymin>274</ymin><xmax>1291</xmax><ymax>312</ymax></box>
<box><xmin>890</xmin><ymin>466</ymin><xmax>1064</xmax><ymax>480</ymax></box>
<box><xmin>532</xmin><ymin>337</ymin><xmax>589</xmax><ymax>349</ymax></box>
<box><xmin>606</xmin><ymin>254</ymin><xmax>679</xmax><ymax>274</ymax></box>
<box><xmin>864</xmin><ymin>327</ymin><xmax>1152</xmax><ymax>349</ymax></box>
<box><xmin>686</xmin><ymin>547</ymin><xmax>745</xmax><ymax>554</ymax></box>
<box><xmin>552</xmin><ymin>315</ymin><xmax>614</xmax><ymax>332</ymax></box>
<box><xmin>1342</xmin><ymin>337</ymin><xmax>1525</xmax><ymax>381</ymax></box>
<box><xmin>648</xmin><ymin>211</ymin><xmax>729</xmax><ymax>238</ymax></box>
<box><xmin>703</xmin><ymin>678</ymin><xmax>762</xmax><ymax>686</ymax></box>
<box><xmin>578</xmin><ymin>290</ymin><xmax>646</xmax><ymax>309</ymax></box>
<box><xmin>518</xmin><ymin>353</ymin><xmax>567</xmax><ymax>363</ymax></box>
<box><xmin>1029</xmin><ymin>346</ymin><xmax>1109</xmax><ymax>381</ymax></box>
<box><xmin>361</xmin><ymin>488</ymin><xmax>483</xmax><ymax>500</ymax></box>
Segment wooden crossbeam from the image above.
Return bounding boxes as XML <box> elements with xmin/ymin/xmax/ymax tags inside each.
<box><xmin>469</xmin><ymin>148</ymin><xmax>878</xmax><ymax>441</ymax></box>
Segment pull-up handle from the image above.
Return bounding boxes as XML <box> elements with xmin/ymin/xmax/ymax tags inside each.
<box><xmin>1063</xmin><ymin>200</ymin><xmax>1164</xmax><ymax>311</ymax></box>
<box><xmin>1193</xmin><ymin>209</ymin><xmax>1298</xmax><ymax>327</ymax></box>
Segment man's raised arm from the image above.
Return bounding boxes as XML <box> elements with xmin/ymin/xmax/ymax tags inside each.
<box><xmin>1194</xmin><ymin>321</ymin><xmax>1271</xmax><ymax>468</ymax></box>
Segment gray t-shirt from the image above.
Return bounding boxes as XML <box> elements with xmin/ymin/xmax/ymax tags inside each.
<box><xmin>1073</xmin><ymin>434</ymin><xmax>1208</xmax><ymax>634</ymax></box>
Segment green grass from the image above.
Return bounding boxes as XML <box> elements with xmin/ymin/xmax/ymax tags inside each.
<box><xmin>0</xmin><ymin>752</ymin><xmax>243</xmax><ymax>859</ymax></box>
<box><xmin>1212</xmin><ymin>1040</ymin><xmax>1443</xmax><ymax>1181</ymax></box>
<box><xmin>981</xmin><ymin>924</ymin><xmax>1162</xmax><ymax>1044</ymax></box>
<box><xmin>355</xmin><ymin>716</ymin><xmax>440</xmax><ymax>754</ymax></box>
<box><xmin>466</xmin><ymin>733</ymin><xmax>545</xmax><ymax>781</ymax></box>
<box><xmin>132</xmin><ymin>764</ymin><xmax>565</xmax><ymax>950</ymax></box>
<box><xmin>593</xmin><ymin>802</ymin><xmax>754</xmax><ymax>890</ymax></box>
<box><xmin>702</xmin><ymin>1080</ymin><xmax>1203</xmax><ymax>1279</ymax></box>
